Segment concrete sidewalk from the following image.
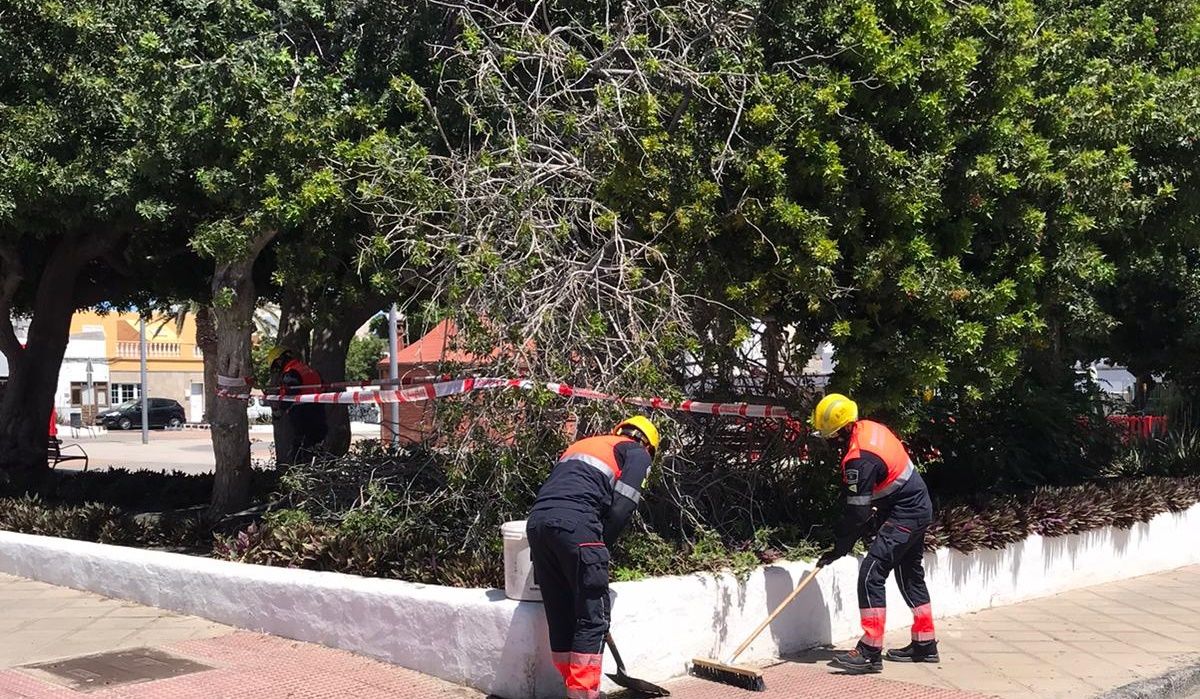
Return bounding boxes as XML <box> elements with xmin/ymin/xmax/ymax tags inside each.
<box><xmin>661</xmin><ymin>565</ymin><xmax>1200</xmax><ymax>699</ymax></box>
<box><xmin>0</xmin><ymin>573</ymin><xmax>481</xmax><ymax>698</ymax></box>
<box><xmin>0</xmin><ymin>566</ymin><xmax>1197</xmax><ymax>698</ymax></box>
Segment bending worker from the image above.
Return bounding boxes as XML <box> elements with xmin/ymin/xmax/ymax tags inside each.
<box><xmin>526</xmin><ymin>416</ymin><xmax>659</xmax><ymax>699</ymax></box>
<box><xmin>266</xmin><ymin>346</ymin><xmax>328</xmax><ymax>464</ymax></box>
<box><xmin>813</xmin><ymin>393</ymin><xmax>937</xmax><ymax>673</ymax></box>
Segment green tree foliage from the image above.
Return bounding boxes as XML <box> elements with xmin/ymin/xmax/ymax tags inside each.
<box><xmin>0</xmin><ymin>0</ymin><xmax>210</xmax><ymax>472</ymax></box>
<box><xmin>603</xmin><ymin>0</ymin><xmax>1199</xmax><ymax>429</ymax></box>
<box><xmin>1058</xmin><ymin>1</ymin><xmax>1200</xmax><ymax>401</ymax></box>
<box><xmin>4</xmin><ymin>0</ymin><xmax>1199</xmax><ymax>506</ymax></box>
<box><xmin>345</xmin><ymin>335</ymin><xmax>386</xmax><ymax>383</ymax></box>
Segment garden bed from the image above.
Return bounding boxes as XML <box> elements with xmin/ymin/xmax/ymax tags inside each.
<box><xmin>2</xmin><ymin>443</ymin><xmax>1199</xmax><ymax>587</ymax></box>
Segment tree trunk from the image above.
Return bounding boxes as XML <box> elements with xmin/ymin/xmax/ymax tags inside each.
<box><xmin>0</xmin><ymin>241</ymin><xmax>95</xmax><ymax>477</ymax></box>
<box><xmin>0</xmin><ymin>348</ymin><xmax>63</xmax><ymax>478</ymax></box>
<box><xmin>309</xmin><ymin>303</ymin><xmax>381</xmax><ymax>456</ymax></box>
<box><xmin>275</xmin><ymin>285</ymin><xmax>312</xmax><ymax>354</ymax></box>
<box><xmin>195</xmin><ymin>306</ymin><xmax>219</xmax><ymax>424</ymax></box>
<box><xmin>763</xmin><ymin>316</ymin><xmax>782</xmax><ymax>397</ymax></box>
<box><xmin>208</xmin><ymin>232</ymin><xmax>274</xmax><ymax>517</ymax></box>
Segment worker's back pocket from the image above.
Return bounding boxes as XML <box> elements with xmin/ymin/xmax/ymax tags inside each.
<box><xmin>577</xmin><ymin>544</ymin><xmax>610</xmax><ymax>589</ymax></box>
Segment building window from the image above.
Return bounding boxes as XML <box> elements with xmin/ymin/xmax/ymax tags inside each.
<box><xmin>112</xmin><ymin>383</ymin><xmax>141</xmax><ymax>404</ymax></box>
<box><xmin>70</xmin><ymin>382</ymin><xmax>110</xmax><ymax>407</ymax></box>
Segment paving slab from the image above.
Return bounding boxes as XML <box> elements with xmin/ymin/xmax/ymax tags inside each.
<box><xmin>662</xmin><ymin>565</ymin><xmax>1200</xmax><ymax>699</ymax></box>
<box><xmin>0</xmin><ymin>574</ymin><xmax>482</xmax><ymax>698</ymax></box>
<box><xmin>0</xmin><ymin>574</ymin><xmax>229</xmax><ymax>668</ymax></box>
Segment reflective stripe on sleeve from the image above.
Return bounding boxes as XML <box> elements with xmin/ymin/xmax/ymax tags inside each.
<box><xmin>614</xmin><ymin>480</ymin><xmax>641</xmax><ymax>504</ymax></box>
<box><xmin>872</xmin><ymin>461</ymin><xmax>915</xmax><ymax>500</ymax></box>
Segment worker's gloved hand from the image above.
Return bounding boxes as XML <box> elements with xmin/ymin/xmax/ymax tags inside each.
<box><xmin>817</xmin><ymin>544</ymin><xmax>849</xmax><ymax>568</ymax></box>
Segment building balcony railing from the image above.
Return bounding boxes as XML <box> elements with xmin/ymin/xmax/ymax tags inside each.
<box><xmin>116</xmin><ymin>341</ymin><xmax>184</xmax><ymax>359</ymax></box>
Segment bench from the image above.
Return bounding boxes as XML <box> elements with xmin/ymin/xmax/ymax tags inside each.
<box><xmin>48</xmin><ymin>438</ymin><xmax>89</xmax><ymax>471</ymax></box>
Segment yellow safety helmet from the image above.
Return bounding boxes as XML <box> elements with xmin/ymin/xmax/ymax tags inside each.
<box><xmin>614</xmin><ymin>415</ymin><xmax>661</xmax><ymax>455</ymax></box>
<box><xmin>811</xmin><ymin>393</ymin><xmax>858</xmax><ymax>438</ymax></box>
<box><xmin>265</xmin><ymin>346</ymin><xmax>289</xmax><ymax>367</ymax></box>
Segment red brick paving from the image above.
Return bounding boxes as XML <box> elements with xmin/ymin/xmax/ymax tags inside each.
<box><xmin>0</xmin><ymin>630</ymin><xmax>995</xmax><ymax>699</ymax></box>
<box><xmin>0</xmin><ymin>631</ymin><xmax>996</xmax><ymax>699</ymax></box>
<box><xmin>658</xmin><ymin>660</ymin><xmax>993</xmax><ymax>699</ymax></box>
<box><xmin>0</xmin><ymin>632</ymin><xmax>481</xmax><ymax>699</ymax></box>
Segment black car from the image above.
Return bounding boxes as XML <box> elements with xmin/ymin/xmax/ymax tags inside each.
<box><xmin>97</xmin><ymin>398</ymin><xmax>186</xmax><ymax>430</ymax></box>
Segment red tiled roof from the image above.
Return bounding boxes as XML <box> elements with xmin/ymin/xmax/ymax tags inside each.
<box><xmin>378</xmin><ymin>320</ymin><xmax>479</xmax><ymax>367</ymax></box>
<box><xmin>377</xmin><ymin>318</ymin><xmax>535</xmax><ymax>371</ymax></box>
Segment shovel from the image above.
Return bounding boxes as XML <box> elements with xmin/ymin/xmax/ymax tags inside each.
<box><xmin>605</xmin><ymin>632</ymin><xmax>670</xmax><ymax>696</ymax></box>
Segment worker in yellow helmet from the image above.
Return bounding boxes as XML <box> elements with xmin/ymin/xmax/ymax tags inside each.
<box><xmin>526</xmin><ymin>416</ymin><xmax>660</xmax><ymax>699</ymax></box>
<box><xmin>811</xmin><ymin>393</ymin><xmax>937</xmax><ymax>674</ymax></box>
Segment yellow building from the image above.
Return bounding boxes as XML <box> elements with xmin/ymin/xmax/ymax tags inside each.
<box><xmin>65</xmin><ymin>311</ymin><xmax>207</xmax><ymax>422</ymax></box>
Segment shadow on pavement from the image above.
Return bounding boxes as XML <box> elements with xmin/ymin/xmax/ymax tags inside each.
<box><xmin>780</xmin><ymin>645</ymin><xmax>844</xmax><ymax>666</ymax></box>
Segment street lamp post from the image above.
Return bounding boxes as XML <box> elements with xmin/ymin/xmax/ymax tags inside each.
<box><xmin>387</xmin><ymin>304</ymin><xmax>400</xmax><ymax>442</ymax></box>
<box><xmin>140</xmin><ymin>318</ymin><xmax>149</xmax><ymax>444</ymax></box>
<box><xmin>85</xmin><ymin>359</ymin><xmax>94</xmax><ymax>428</ymax></box>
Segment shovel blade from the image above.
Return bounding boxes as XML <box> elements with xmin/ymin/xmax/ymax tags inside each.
<box><xmin>606</xmin><ymin>671</ymin><xmax>670</xmax><ymax>697</ymax></box>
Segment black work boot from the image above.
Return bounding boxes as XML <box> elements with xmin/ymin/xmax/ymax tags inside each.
<box><xmin>886</xmin><ymin>640</ymin><xmax>939</xmax><ymax>663</ymax></box>
<box><xmin>832</xmin><ymin>645</ymin><xmax>883</xmax><ymax>674</ymax></box>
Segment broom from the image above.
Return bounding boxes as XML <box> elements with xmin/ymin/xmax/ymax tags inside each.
<box><xmin>689</xmin><ymin>564</ymin><xmax>824</xmax><ymax>691</ymax></box>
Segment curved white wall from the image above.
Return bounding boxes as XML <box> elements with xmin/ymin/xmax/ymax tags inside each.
<box><xmin>1</xmin><ymin>503</ymin><xmax>1198</xmax><ymax>698</ymax></box>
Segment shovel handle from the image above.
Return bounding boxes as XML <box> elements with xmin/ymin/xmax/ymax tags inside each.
<box><xmin>605</xmin><ymin>632</ymin><xmax>626</xmax><ymax>671</ymax></box>
<box><xmin>725</xmin><ymin>565</ymin><xmax>823</xmax><ymax>664</ymax></box>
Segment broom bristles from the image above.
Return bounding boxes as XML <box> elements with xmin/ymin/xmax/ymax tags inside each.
<box><xmin>689</xmin><ymin>657</ymin><xmax>766</xmax><ymax>692</ymax></box>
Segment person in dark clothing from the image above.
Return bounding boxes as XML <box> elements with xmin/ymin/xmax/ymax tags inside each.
<box><xmin>267</xmin><ymin>347</ymin><xmax>328</xmax><ymax>464</ymax></box>
<box><xmin>812</xmin><ymin>393</ymin><xmax>937</xmax><ymax>674</ymax></box>
<box><xmin>526</xmin><ymin>416</ymin><xmax>659</xmax><ymax>699</ymax></box>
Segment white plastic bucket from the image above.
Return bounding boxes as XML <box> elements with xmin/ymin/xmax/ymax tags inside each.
<box><xmin>501</xmin><ymin>520</ymin><xmax>542</xmax><ymax>601</ymax></box>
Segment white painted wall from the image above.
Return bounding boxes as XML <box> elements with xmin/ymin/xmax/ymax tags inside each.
<box><xmin>57</xmin><ymin>330</ymin><xmax>110</xmax><ymax>411</ymax></box>
<box><xmin>1</xmin><ymin>503</ymin><xmax>1198</xmax><ymax>698</ymax></box>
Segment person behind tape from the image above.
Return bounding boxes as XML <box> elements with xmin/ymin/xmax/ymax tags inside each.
<box><xmin>812</xmin><ymin>393</ymin><xmax>938</xmax><ymax>673</ymax></box>
<box><xmin>266</xmin><ymin>346</ymin><xmax>328</xmax><ymax>463</ymax></box>
<box><xmin>526</xmin><ymin>416</ymin><xmax>659</xmax><ymax>699</ymax></box>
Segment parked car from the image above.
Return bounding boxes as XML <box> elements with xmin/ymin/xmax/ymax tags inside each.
<box><xmin>96</xmin><ymin>398</ymin><xmax>186</xmax><ymax>430</ymax></box>
<box><xmin>247</xmin><ymin>396</ymin><xmax>273</xmax><ymax>424</ymax></box>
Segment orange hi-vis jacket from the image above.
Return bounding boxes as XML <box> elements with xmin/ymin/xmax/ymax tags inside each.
<box><xmin>532</xmin><ymin>433</ymin><xmax>652</xmax><ymax>547</ymax></box>
<box><xmin>558</xmin><ymin>435</ymin><xmax>626</xmax><ymax>484</ymax></box>
<box><xmin>841</xmin><ymin>420</ymin><xmax>916</xmax><ymax>506</ymax></box>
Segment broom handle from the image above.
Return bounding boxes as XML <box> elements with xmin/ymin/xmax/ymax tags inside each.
<box><xmin>724</xmin><ymin>565</ymin><xmax>823</xmax><ymax>664</ymax></box>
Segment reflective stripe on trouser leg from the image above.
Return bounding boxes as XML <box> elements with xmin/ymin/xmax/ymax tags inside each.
<box><xmin>565</xmin><ymin>652</ymin><xmax>603</xmax><ymax>699</ymax></box>
<box><xmin>859</xmin><ymin>607</ymin><xmax>886</xmax><ymax>649</ymax></box>
<box><xmin>551</xmin><ymin>651</ymin><xmax>571</xmax><ymax>682</ymax></box>
<box><xmin>911</xmin><ymin>603</ymin><xmax>935</xmax><ymax>642</ymax></box>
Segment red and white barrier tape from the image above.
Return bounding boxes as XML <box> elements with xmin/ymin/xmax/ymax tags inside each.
<box><xmin>221</xmin><ymin>374</ymin><xmax>451</xmax><ymax>396</ymax></box>
<box><xmin>217</xmin><ymin>375</ymin><xmax>794</xmax><ymax>419</ymax></box>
